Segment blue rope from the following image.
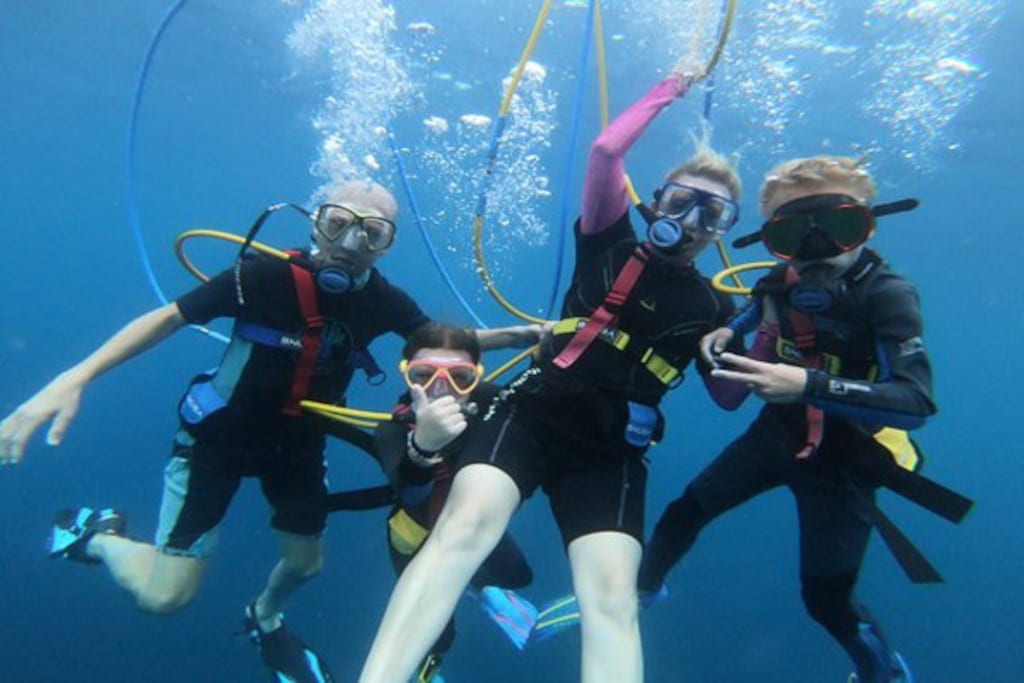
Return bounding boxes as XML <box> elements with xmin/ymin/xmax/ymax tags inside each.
<box><xmin>702</xmin><ymin>74</ymin><xmax>716</xmax><ymax>120</ymax></box>
<box><xmin>387</xmin><ymin>130</ymin><xmax>488</xmax><ymax>328</ymax></box>
<box><xmin>474</xmin><ymin>115</ymin><xmax>509</xmax><ymax>218</ymax></box>
<box><xmin>545</xmin><ymin>0</ymin><xmax>598</xmax><ymax>319</ymax></box>
<box><xmin>126</xmin><ymin>0</ymin><xmax>188</xmax><ymax>306</ymax></box>
<box><xmin>702</xmin><ymin>0</ymin><xmax>732</xmax><ymax>122</ymax></box>
<box><xmin>127</xmin><ymin>0</ymin><xmax>229</xmax><ymax>344</ymax></box>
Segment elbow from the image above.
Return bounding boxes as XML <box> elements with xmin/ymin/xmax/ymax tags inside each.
<box><xmin>589</xmin><ymin>134</ymin><xmax>619</xmax><ymax>163</ymax></box>
<box><xmin>892</xmin><ymin>412</ymin><xmax>929</xmax><ymax>431</ymax></box>
<box><xmin>900</xmin><ymin>398</ymin><xmax>937</xmax><ymax>431</ymax></box>
<box><xmin>712</xmin><ymin>393</ymin><xmax>746</xmax><ymax>412</ymax></box>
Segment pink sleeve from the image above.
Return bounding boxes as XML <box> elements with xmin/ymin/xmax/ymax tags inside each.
<box><xmin>580</xmin><ymin>75</ymin><xmax>687</xmax><ymax>235</ymax></box>
<box><xmin>700</xmin><ymin>322</ymin><xmax>780</xmax><ymax>410</ymax></box>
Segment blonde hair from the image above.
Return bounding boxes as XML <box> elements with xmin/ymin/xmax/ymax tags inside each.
<box><xmin>664</xmin><ymin>125</ymin><xmax>741</xmax><ymax>201</ymax></box>
<box><xmin>760</xmin><ymin>155</ymin><xmax>876</xmax><ymax>217</ymax></box>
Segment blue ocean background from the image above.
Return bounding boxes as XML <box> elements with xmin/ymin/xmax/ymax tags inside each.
<box><xmin>1</xmin><ymin>1</ymin><xmax>1021</xmax><ymax>681</ymax></box>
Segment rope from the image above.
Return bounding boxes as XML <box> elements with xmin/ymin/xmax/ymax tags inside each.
<box><xmin>544</xmin><ymin>0</ymin><xmax>600</xmax><ymax>318</ymax></box>
<box><xmin>127</xmin><ymin>0</ymin><xmax>228</xmax><ymax>343</ymax></box>
<box><xmin>386</xmin><ymin>130</ymin><xmax>487</xmax><ymax>327</ymax></box>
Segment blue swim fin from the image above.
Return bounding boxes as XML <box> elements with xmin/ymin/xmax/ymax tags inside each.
<box><xmin>530</xmin><ymin>593</ymin><xmax>580</xmax><ymax>644</ymax></box>
<box><xmin>843</xmin><ymin>620</ymin><xmax>913</xmax><ymax>683</ymax></box>
<box><xmin>475</xmin><ymin>586</ymin><xmax>538</xmax><ymax>650</ymax></box>
<box><xmin>47</xmin><ymin>507</ymin><xmax>126</xmax><ymax>564</ymax></box>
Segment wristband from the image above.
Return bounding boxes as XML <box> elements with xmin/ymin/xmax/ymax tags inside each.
<box><xmin>406</xmin><ymin>430</ymin><xmax>441</xmax><ymax>466</ymax></box>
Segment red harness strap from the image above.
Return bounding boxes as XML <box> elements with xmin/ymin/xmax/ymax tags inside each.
<box><xmin>552</xmin><ymin>243</ymin><xmax>652</xmax><ymax>371</ymax></box>
<box><xmin>283</xmin><ymin>262</ymin><xmax>324</xmax><ymax>416</ymax></box>
<box><xmin>784</xmin><ymin>267</ymin><xmax>824</xmax><ymax>459</ymax></box>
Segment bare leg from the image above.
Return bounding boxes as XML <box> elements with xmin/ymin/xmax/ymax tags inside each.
<box><xmin>568</xmin><ymin>531</ymin><xmax>644</xmax><ymax>683</ymax></box>
<box><xmin>88</xmin><ymin>534</ymin><xmax>206</xmax><ymax>614</ymax></box>
<box><xmin>358</xmin><ymin>464</ymin><xmax>521</xmax><ymax>683</ymax></box>
<box><xmin>252</xmin><ymin>532</ymin><xmax>324</xmax><ymax>630</ymax></box>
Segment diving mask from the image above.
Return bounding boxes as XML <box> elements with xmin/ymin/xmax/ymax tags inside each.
<box><xmin>760</xmin><ymin>194</ymin><xmax>874</xmax><ymax>261</ymax></box>
<box><xmin>313</xmin><ymin>204</ymin><xmax>396</xmax><ymax>253</ymax></box>
<box><xmin>653</xmin><ymin>183</ymin><xmax>739</xmax><ymax>236</ymax></box>
<box><xmin>400</xmin><ymin>359</ymin><xmax>484</xmax><ymax>397</ymax></box>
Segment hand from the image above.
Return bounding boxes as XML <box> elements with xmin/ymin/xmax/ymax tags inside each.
<box><xmin>709</xmin><ymin>353</ymin><xmax>808</xmax><ymax>403</ymax></box>
<box><xmin>700</xmin><ymin>327</ymin><xmax>734</xmax><ymax>367</ymax></box>
<box><xmin>670</xmin><ymin>56</ymin><xmax>706</xmax><ymax>86</ymax></box>
<box><xmin>1</xmin><ymin>371</ymin><xmax>85</xmax><ymax>466</ymax></box>
<box><xmin>409</xmin><ymin>384</ymin><xmax>468</xmax><ymax>454</ymax></box>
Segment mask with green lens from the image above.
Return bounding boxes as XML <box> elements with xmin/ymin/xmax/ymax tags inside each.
<box><xmin>760</xmin><ymin>194</ymin><xmax>875</xmax><ymax>261</ymax></box>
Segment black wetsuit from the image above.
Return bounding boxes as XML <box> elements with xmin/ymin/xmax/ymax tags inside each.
<box><xmin>372</xmin><ymin>383</ymin><xmax>532</xmax><ymax>655</ymax></box>
<box><xmin>639</xmin><ymin>249</ymin><xmax>936</xmax><ymax>655</ymax></box>
<box><xmin>463</xmin><ymin>211</ymin><xmax>735</xmax><ymax>546</ymax></box>
<box><xmin>161</xmin><ymin>253</ymin><xmax>428</xmax><ymax>555</ymax></box>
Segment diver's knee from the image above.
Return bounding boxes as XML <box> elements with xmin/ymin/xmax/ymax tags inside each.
<box><xmin>136</xmin><ymin>583</ymin><xmax>196</xmax><ymax>615</ymax></box>
<box><xmin>578</xmin><ymin>569</ymin><xmax>639</xmax><ymax>626</ymax></box>
<box><xmin>433</xmin><ymin>505</ymin><xmax>506</xmax><ymax>556</ymax></box>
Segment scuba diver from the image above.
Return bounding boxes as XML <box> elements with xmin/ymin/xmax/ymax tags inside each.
<box><xmin>0</xmin><ymin>180</ymin><xmax>539</xmax><ymax>683</ymax></box>
<box><xmin>324</xmin><ymin>324</ymin><xmax>582</xmax><ymax>683</ymax></box>
<box><xmin>357</xmin><ymin>64</ymin><xmax>743</xmax><ymax>683</ymax></box>
<box><xmin>367</xmin><ymin>323</ymin><xmax>542</xmax><ymax>682</ymax></box>
<box><xmin>638</xmin><ymin>155</ymin><xmax>932</xmax><ymax>682</ymax></box>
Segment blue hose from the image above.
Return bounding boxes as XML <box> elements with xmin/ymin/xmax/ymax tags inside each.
<box><xmin>125</xmin><ymin>0</ymin><xmax>188</xmax><ymax>307</ymax></box>
<box><xmin>387</xmin><ymin>130</ymin><xmax>488</xmax><ymax>328</ymax></box>
<box><xmin>702</xmin><ymin>0</ymin><xmax>733</xmax><ymax>121</ymax></box>
<box><xmin>544</xmin><ymin>0</ymin><xmax>598</xmax><ymax>319</ymax></box>
<box><xmin>126</xmin><ymin>0</ymin><xmax>229</xmax><ymax>344</ymax></box>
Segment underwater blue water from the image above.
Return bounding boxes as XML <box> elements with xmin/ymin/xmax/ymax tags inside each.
<box><xmin>1</xmin><ymin>1</ymin><xmax>1021</xmax><ymax>681</ymax></box>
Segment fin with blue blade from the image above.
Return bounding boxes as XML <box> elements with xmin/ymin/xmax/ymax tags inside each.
<box><xmin>475</xmin><ymin>586</ymin><xmax>538</xmax><ymax>650</ymax></box>
<box><xmin>530</xmin><ymin>593</ymin><xmax>580</xmax><ymax>644</ymax></box>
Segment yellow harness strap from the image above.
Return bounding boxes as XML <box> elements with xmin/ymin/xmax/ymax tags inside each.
<box><xmin>873</xmin><ymin>427</ymin><xmax>922</xmax><ymax>473</ymax></box>
<box><xmin>551</xmin><ymin>317</ymin><xmax>680</xmax><ymax>385</ymax></box>
<box><xmin>387</xmin><ymin>508</ymin><xmax>429</xmax><ymax>555</ymax></box>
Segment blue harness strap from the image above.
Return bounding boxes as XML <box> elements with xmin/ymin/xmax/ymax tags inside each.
<box><xmin>179</xmin><ymin>378</ymin><xmax>227</xmax><ymax>425</ymax></box>
<box><xmin>234</xmin><ymin>320</ymin><xmax>303</xmax><ymax>350</ymax></box>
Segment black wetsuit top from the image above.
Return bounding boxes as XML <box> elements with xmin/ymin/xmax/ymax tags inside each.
<box><xmin>524</xmin><ymin>211</ymin><xmax>735</xmax><ymax>442</ymax></box>
<box><xmin>175</xmin><ymin>252</ymin><xmax>428</xmax><ymax>425</ymax></box>
<box><xmin>374</xmin><ymin>384</ymin><xmax>502</xmax><ymax>528</ymax></box>
<box><xmin>373</xmin><ymin>383</ymin><xmax>532</xmax><ymax>590</ymax></box>
<box><xmin>732</xmin><ymin>249</ymin><xmax>936</xmax><ymax>443</ymax></box>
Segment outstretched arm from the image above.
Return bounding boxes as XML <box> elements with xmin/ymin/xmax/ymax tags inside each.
<box><xmin>581</xmin><ymin>74</ymin><xmax>690</xmax><ymax>235</ymax></box>
<box><xmin>0</xmin><ymin>303</ymin><xmax>187</xmax><ymax>464</ymax></box>
<box><xmin>476</xmin><ymin>324</ymin><xmax>546</xmax><ymax>350</ymax></box>
<box><xmin>709</xmin><ymin>278</ymin><xmax>937</xmax><ymax>429</ymax></box>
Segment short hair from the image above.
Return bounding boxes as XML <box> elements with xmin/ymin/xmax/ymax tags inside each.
<box><xmin>664</xmin><ymin>125</ymin><xmax>741</xmax><ymax>202</ymax></box>
<box><xmin>402</xmin><ymin>323</ymin><xmax>481</xmax><ymax>364</ymax></box>
<box><xmin>760</xmin><ymin>155</ymin><xmax>876</xmax><ymax>217</ymax></box>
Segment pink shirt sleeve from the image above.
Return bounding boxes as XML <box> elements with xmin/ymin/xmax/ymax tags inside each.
<box><xmin>580</xmin><ymin>75</ymin><xmax>688</xmax><ymax>235</ymax></box>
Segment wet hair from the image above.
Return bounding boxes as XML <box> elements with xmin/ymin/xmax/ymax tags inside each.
<box><xmin>401</xmin><ymin>323</ymin><xmax>481</xmax><ymax>364</ymax></box>
<box><xmin>760</xmin><ymin>155</ymin><xmax>877</xmax><ymax>217</ymax></box>
<box><xmin>663</xmin><ymin>124</ymin><xmax>742</xmax><ymax>201</ymax></box>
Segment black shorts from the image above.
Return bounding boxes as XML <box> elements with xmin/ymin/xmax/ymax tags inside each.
<box><xmin>155</xmin><ymin>417</ymin><xmax>328</xmax><ymax>557</ymax></box>
<box><xmin>461</xmin><ymin>397</ymin><xmax>648</xmax><ymax>548</ymax></box>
